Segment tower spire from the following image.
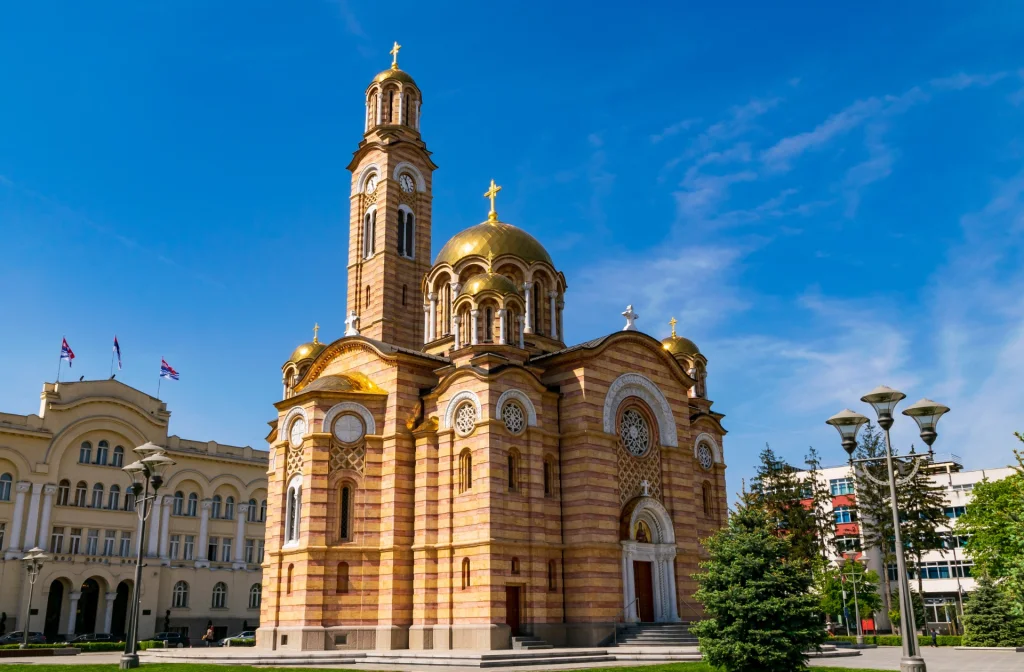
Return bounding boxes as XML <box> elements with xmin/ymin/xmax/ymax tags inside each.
<box><xmin>390</xmin><ymin>41</ymin><xmax>402</xmax><ymax>70</ymax></box>
<box><xmin>484</xmin><ymin>179</ymin><xmax>502</xmax><ymax>223</ymax></box>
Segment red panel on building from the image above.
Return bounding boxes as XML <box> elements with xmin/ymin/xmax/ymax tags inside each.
<box><xmin>836</xmin><ymin>522</ymin><xmax>859</xmax><ymax>537</ymax></box>
<box><xmin>832</xmin><ymin>494</ymin><xmax>856</xmax><ymax>507</ymax></box>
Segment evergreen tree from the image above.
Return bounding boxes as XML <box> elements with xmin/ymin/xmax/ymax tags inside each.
<box><xmin>853</xmin><ymin>424</ymin><xmax>896</xmax><ymax>613</ymax></box>
<box><xmin>692</xmin><ymin>502</ymin><xmax>826</xmax><ymax>672</ymax></box>
<box><xmin>888</xmin><ymin>587</ymin><xmax>926</xmax><ymax>634</ymax></box>
<box><xmin>749</xmin><ymin>444</ymin><xmax>819</xmax><ymax>563</ymax></box>
<box><xmin>803</xmin><ymin>446</ymin><xmax>836</xmax><ymax>564</ymax></box>
<box><xmin>962</xmin><ymin>577</ymin><xmax>1024</xmax><ymax>647</ymax></box>
<box><xmin>900</xmin><ymin>448</ymin><xmax>948</xmax><ymax>594</ymax></box>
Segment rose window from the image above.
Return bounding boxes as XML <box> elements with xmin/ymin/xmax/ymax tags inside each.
<box><xmin>697</xmin><ymin>442</ymin><xmax>714</xmax><ymax>470</ymax></box>
<box><xmin>620</xmin><ymin>409</ymin><xmax>650</xmax><ymax>457</ymax></box>
<box><xmin>454</xmin><ymin>402</ymin><xmax>477</xmax><ymax>436</ymax></box>
<box><xmin>502</xmin><ymin>401</ymin><xmax>525</xmax><ymax>435</ymax></box>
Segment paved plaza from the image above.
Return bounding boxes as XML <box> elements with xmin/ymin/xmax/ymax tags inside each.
<box><xmin>810</xmin><ymin>646</ymin><xmax>1022</xmax><ymax>672</ymax></box>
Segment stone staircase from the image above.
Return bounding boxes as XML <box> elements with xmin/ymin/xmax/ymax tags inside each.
<box><xmin>510</xmin><ymin>635</ymin><xmax>553</xmax><ymax>650</ymax></box>
<box><xmin>615</xmin><ymin>622</ymin><xmax>699</xmax><ymax>647</ymax></box>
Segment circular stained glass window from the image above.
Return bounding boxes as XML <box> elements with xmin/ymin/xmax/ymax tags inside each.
<box><xmin>620</xmin><ymin>409</ymin><xmax>650</xmax><ymax>457</ymax></box>
<box><xmin>455</xmin><ymin>402</ymin><xmax>477</xmax><ymax>436</ymax></box>
<box><xmin>333</xmin><ymin>414</ymin><xmax>364</xmax><ymax>444</ymax></box>
<box><xmin>502</xmin><ymin>402</ymin><xmax>525</xmax><ymax>435</ymax></box>
<box><xmin>289</xmin><ymin>417</ymin><xmax>306</xmax><ymax>448</ymax></box>
<box><xmin>697</xmin><ymin>442</ymin><xmax>714</xmax><ymax>471</ymax></box>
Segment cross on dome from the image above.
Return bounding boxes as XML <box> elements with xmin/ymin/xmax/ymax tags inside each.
<box><xmin>669</xmin><ymin>317</ymin><xmax>677</xmax><ymax>338</ymax></box>
<box><xmin>484</xmin><ymin>179</ymin><xmax>501</xmax><ymax>222</ymax></box>
<box><xmin>622</xmin><ymin>305</ymin><xmax>639</xmax><ymax>331</ymax></box>
<box><xmin>344</xmin><ymin>310</ymin><xmax>360</xmax><ymax>337</ymax></box>
<box><xmin>390</xmin><ymin>41</ymin><xmax>402</xmax><ymax>70</ymax></box>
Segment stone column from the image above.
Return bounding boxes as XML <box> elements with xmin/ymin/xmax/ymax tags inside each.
<box><xmin>5</xmin><ymin>481</ymin><xmax>30</xmax><ymax>558</ymax></box>
<box><xmin>233</xmin><ymin>504</ymin><xmax>249</xmax><ymax>569</ymax></box>
<box><xmin>22</xmin><ymin>482</ymin><xmax>43</xmax><ymax>550</ymax></box>
<box><xmin>516</xmin><ymin>315</ymin><xmax>525</xmax><ymax>348</ymax></box>
<box><xmin>665</xmin><ymin>550</ymin><xmax>681</xmax><ymax>621</ymax></box>
<box><xmin>452</xmin><ymin>315</ymin><xmax>462</xmax><ymax>350</ymax></box>
<box><xmin>449</xmin><ymin>282</ymin><xmax>461</xmax><ymax>334</ymax></box>
<box><xmin>428</xmin><ymin>293</ymin><xmax>437</xmax><ymax>341</ymax></box>
<box><xmin>397</xmin><ymin>91</ymin><xmax>404</xmax><ymax>124</ymax></box>
<box><xmin>415</xmin><ymin>99</ymin><xmax>421</xmax><ymax>130</ymax></box>
<box><xmin>497</xmin><ymin>309</ymin><xmax>508</xmax><ymax>344</ymax></box>
<box><xmin>469</xmin><ymin>309</ymin><xmax>479</xmax><ymax>345</ymax></box>
<box><xmin>523</xmin><ymin>281</ymin><xmax>534</xmax><ymax>333</ymax></box>
<box><xmin>66</xmin><ymin>591</ymin><xmax>82</xmax><ymax>638</ymax></box>
<box><xmin>549</xmin><ymin>291</ymin><xmax>559</xmax><ymax>340</ymax></box>
<box><xmin>364</xmin><ymin>101</ymin><xmax>369</xmax><ymax>132</ymax></box>
<box><xmin>375</xmin><ymin>94</ymin><xmax>382</xmax><ymax>125</ymax></box>
<box><xmin>37</xmin><ymin>484</ymin><xmax>56</xmax><ymax>552</ymax></box>
<box><xmin>146</xmin><ymin>495</ymin><xmax>163</xmax><ymax>557</ymax></box>
<box><xmin>103</xmin><ymin>592</ymin><xmax>116</xmax><ymax>634</ymax></box>
<box><xmin>423</xmin><ymin>305</ymin><xmax>430</xmax><ymax>344</ymax></box>
<box><xmin>622</xmin><ymin>545</ymin><xmax>638</xmax><ymax>622</ymax></box>
<box><xmin>195</xmin><ymin>499</ymin><xmax>212</xmax><ymax>567</ymax></box>
<box><xmin>159</xmin><ymin>496</ymin><xmax>172</xmax><ymax>563</ymax></box>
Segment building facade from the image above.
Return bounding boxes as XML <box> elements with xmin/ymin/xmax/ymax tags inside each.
<box><xmin>0</xmin><ymin>380</ymin><xmax>268</xmax><ymax>643</ymax></box>
<box><xmin>258</xmin><ymin>50</ymin><xmax>729</xmax><ymax>653</ymax></box>
<box><xmin>797</xmin><ymin>457</ymin><xmax>1015</xmax><ymax>634</ymax></box>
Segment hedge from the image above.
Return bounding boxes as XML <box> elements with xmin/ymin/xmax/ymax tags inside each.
<box><xmin>829</xmin><ymin>634</ymin><xmax>963</xmax><ymax>647</ymax></box>
<box><xmin>225</xmin><ymin>637</ymin><xmax>255</xmax><ymax>647</ymax></box>
<box><xmin>139</xmin><ymin>640</ymin><xmax>166</xmax><ymax>650</ymax></box>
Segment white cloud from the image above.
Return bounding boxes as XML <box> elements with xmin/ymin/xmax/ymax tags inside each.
<box><xmin>760</xmin><ymin>97</ymin><xmax>885</xmax><ymax>170</ymax></box>
<box><xmin>929</xmin><ymin>72</ymin><xmax>1008</xmax><ymax>91</ymax></box>
<box><xmin>650</xmin><ymin>118</ymin><xmax>700</xmax><ymax>144</ymax></box>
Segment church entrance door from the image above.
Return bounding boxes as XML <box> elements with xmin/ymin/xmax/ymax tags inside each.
<box><xmin>633</xmin><ymin>561</ymin><xmax>655</xmax><ymax>622</ymax></box>
<box><xmin>505</xmin><ymin>586</ymin><xmax>521</xmax><ymax>636</ymax></box>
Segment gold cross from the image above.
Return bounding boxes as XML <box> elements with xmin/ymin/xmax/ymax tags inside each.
<box><xmin>669</xmin><ymin>317</ymin><xmax>677</xmax><ymax>338</ymax></box>
<box><xmin>484</xmin><ymin>179</ymin><xmax>501</xmax><ymax>222</ymax></box>
<box><xmin>390</xmin><ymin>41</ymin><xmax>401</xmax><ymax>70</ymax></box>
<box><xmin>486</xmin><ymin>251</ymin><xmax>494</xmax><ymax>274</ymax></box>
<box><xmin>313</xmin><ymin>322</ymin><xmax>320</xmax><ymax>344</ymax></box>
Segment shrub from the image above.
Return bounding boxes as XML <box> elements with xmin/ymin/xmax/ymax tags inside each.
<box><xmin>139</xmin><ymin>640</ymin><xmax>165</xmax><ymax>650</ymax></box>
<box><xmin>76</xmin><ymin>642</ymin><xmax>127</xmax><ymax>652</ymax></box>
<box><xmin>829</xmin><ymin>634</ymin><xmax>962</xmax><ymax>647</ymax></box>
<box><xmin>962</xmin><ymin>577</ymin><xmax>1024</xmax><ymax>647</ymax></box>
<box><xmin>226</xmin><ymin>637</ymin><xmax>255</xmax><ymax>647</ymax></box>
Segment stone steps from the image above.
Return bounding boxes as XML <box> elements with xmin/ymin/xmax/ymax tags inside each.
<box><xmin>511</xmin><ymin>635</ymin><xmax>553</xmax><ymax>650</ymax></box>
<box><xmin>617</xmin><ymin>622</ymin><xmax>699</xmax><ymax>647</ymax></box>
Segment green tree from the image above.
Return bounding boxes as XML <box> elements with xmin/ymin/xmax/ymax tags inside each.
<box><xmin>803</xmin><ymin>446</ymin><xmax>836</xmax><ymax>564</ymax></box>
<box><xmin>692</xmin><ymin>502</ymin><xmax>825</xmax><ymax>672</ymax></box>
<box><xmin>853</xmin><ymin>423</ymin><xmax>897</xmax><ymax>612</ymax></box>
<box><xmin>961</xmin><ymin>577</ymin><xmax>1024</xmax><ymax>647</ymax></box>
<box><xmin>749</xmin><ymin>444</ymin><xmax>819</xmax><ymax>564</ymax></box>
<box><xmin>901</xmin><ymin>451</ymin><xmax>948</xmax><ymax>594</ymax></box>
<box><xmin>816</xmin><ymin>560</ymin><xmax>883</xmax><ymax>630</ymax></box>
<box><xmin>888</xmin><ymin>587</ymin><xmax>926</xmax><ymax>634</ymax></box>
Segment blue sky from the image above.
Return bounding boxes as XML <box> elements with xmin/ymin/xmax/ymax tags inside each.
<box><xmin>1</xmin><ymin>2</ymin><xmax>1022</xmax><ymax>496</ymax></box>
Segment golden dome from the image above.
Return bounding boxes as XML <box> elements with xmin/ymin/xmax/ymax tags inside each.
<box><xmin>661</xmin><ymin>335</ymin><xmax>700</xmax><ymax>357</ymax></box>
<box><xmin>435</xmin><ymin>221</ymin><xmax>553</xmax><ymax>267</ymax></box>
<box><xmin>298</xmin><ymin>373</ymin><xmax>382</xmax><ymax>394</ymax></box>
<box><xmin>373</xmin><ymin>67</ymin><xmax>416</xmax><ymax>86</ymax></box>
<box><xmin>460</xmin><ymin>273</ymin><xmax>520</xmax><ymax>297</ymax></box>
<box><xmin>287</xmin><ymin>341</ymin><xmax>326</xmax><ymax>365</ymax></box>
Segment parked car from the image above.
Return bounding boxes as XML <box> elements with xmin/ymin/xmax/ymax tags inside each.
<box><xmin>216</xmin><ymin>630</ymin><xmax>256</xmax><ymax>646</ymax></box>
<box><xmin>153</xmin><ymin>631</ymin><xmax>191</xmax><ymax>648</ymax></box>
<box><xmin>70</xmin><ymin>633</ymin><xmax>117</xmax><ymax>643</ymax></box>
<box><xmin>0</xmin><ymin>632</ymin><xmax>46</xmax><ymax>644</ymax></box>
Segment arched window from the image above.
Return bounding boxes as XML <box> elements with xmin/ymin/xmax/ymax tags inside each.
<box><xmin>532</xmin><ymin>282</ymin><xmax>542</xmax><ymax>335</ymax></box>
<box><xmin>402</xmin><ymin>284</ymin><xmax>407</xmax><ymax>306</ymax></box>
<box><xmin>173</xmin><ymin>491</ymin><xmax>184</xmax><ymax>515</ymax></box>
<box><xmin>91</xmin><ymin>483</ymin><xmax>104</xmax><ymax>508</ymax></box>
<box><xmin>212</xmin><ymin>582</ymin><xmax>227</xmax><ymax>608</ymax></box>
<box><xmin>108</xmin><ymin>484</ymin><xmax>120</xmax><ymax>510</ymax></box>
<box><xmin>57</xmin><ymin>479</ymin><xmax>70</xmax><ymax>506</ymax></box>
<box><xmin>285</xmin><ymin>477</ymin><xmax>302</xmax><ymax>544</ymax></box>
<box><xmin>225</xmin><ymin>496</ymin><xmax>235</xmax><ymax>520</ymax></box>
<box><xmin>362</xmin><ymin>209</ymin><xmax>376</xmax><ymax>258</ymax></box>
<box><xmin>462</xmin><ymin>558</ymin><xmax>471</xmax><ymax>589</ymax></box>
<box><xmin>459</xmin><ymin>449</ymin><xmax>472</xmax><ymax>493</ymax></box>
<box><xmin>484</xmin><ymin>307</ymin><xmax>493</xmax><ymax>342</ymax></box>
<box><xmin>511</xmin><ymin>557</ymin><xmax>520</xmax><ymax>575</ymax></box>
<box><xmin>96</xmin><ymin>440</ymin><xmax>109</xmax><ymax>466</ymax></box>
<box><xmin>702</xmin><ymin>481</ymin><xmax>713</xmax><ymax>517</ymax></box>
<box><xmin>247</xmin><ymin>499</ymin><xmax>258</xmax><ymax>522</ymax></box>
<box><xmin>339</xmin><ymin>484</ymin><xmax>353</xmax><ymax>541</ymax></box>
<box><xmin>507</xmin><ymin>449</ymin><xmax>520</xmax><ymax>492</ymax></box>
<box><xmin>286</xmin><ymin>564</ymin><xmax>294</xmax><ymax>594</ymax></box>
<box><xmin>211</xmin><ymin>495</ymin><xmax>222</xmax><ymax>519</ymax></box>
<box><xmin>336</xmin><ymin>562</ymin><xmax>349</xmax><ymax>594</ymax></box>
<box><xmin>365</xmin><ymin>285</ymin><xmax>371</xmax><ymax>308</ymax></box>
<box><xmin>187</xmin><ymin>493</ymin><xmax>198</xmax><ymax>517</ymax></box>
<box><xmin>172</xmin><ymin>581</ymin><xmax>189</xmax><ymax>608</ymax></box>
<box><xmin>260</xmin><ymin>499</ymin><xmax>267</xmax><ymax>522</ymax></box>
<box><xmin>397</xmin><ymin>208</ymin><xmax>415</xmax><ymax>259</ymax></box>
<box><xmin>112</xmin><ymin>446</ymin><xmax>124</xmax><ymax>468</ymax></box>
<box><xmin>79</xmin><ymin>442</ymin><xmax>92</xmax><ymax>464</ymax></box>
<box><xmin>249</xmin><ymin>583</ymin><xmax>262</xmax><ymax>609</ymax></box>
<box><xmin>548</xmin><ymin>560</ymin><xmax>557</xmax><ymax>591</ymax></box>
<box><xmin>385</xmin><ymin>89</ymin><xmax>394</xmax><ymax>123</ymax></box>
<box><xmin>0</xmin><ymin>473</ymin><xmax>11</xmax><ymax>501</ymax></box>
<box><xmin>74</xmin><ymin>481</ymin><xmax>88</xmax><ymax>507</ymax></box>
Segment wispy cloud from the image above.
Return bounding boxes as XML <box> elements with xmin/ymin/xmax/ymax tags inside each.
<box><xmin>929</xmin><ymin>71</ymin><xmax>1008</xmax><ymax>91</ymax></box>
<box><xmin>650</xmin><ymin>118</ymin><xmax>700</xmax><ymax>144</ymax></box>
<box><xmin>841</xmin><ymin>124</ymin><xmax>897</xmax><ymax>217</ymax></box>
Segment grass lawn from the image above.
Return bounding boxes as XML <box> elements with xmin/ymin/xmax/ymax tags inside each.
<box><xmin>0</xmin><ymin>664</ymin><xmax>896</xmax><ymax>672</ymax></box>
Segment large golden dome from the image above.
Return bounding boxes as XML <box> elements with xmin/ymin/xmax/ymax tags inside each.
<box><xmin>435</xmin><ymin>221</ymin><xmax>553</xmax><ymax>267</ymax></box>
<box><xmin>373</xmin><ymin>67</ymin><xmax>416</xmax><ymax>85</ymax></box>
<box><xmin>460</xmin><ymin>273</ymin><xmax>520</xmax><ymax>297</ymax></box>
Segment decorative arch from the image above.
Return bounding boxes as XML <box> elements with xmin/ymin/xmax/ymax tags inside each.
<box><xmin>391</xmin><ymin>161</ymin><xmax>426</xmax><ymax>191</ymax></box>
<box><xmin>42</xmin><ymin>417</ymin><xmax>148</xmax><ymax>467</ymax></box>
<box><xmin>163</xmin><ymin>470</ymin><xmax>212</xmax><ymax>498</ymax></box>
<box><xmin>443</xmin><ymin>389</ymin><xmax>483</xmax><ymax>430</ymax></box>
<box><xmin>356</xmin><ymin>163</ymin><xmax>381</xmax><ymax>192</ymax></box>
<box><xmin>624</xmin><ymin>496</ymin><xmax>676</xmax><ymax>544</ymax></box>
<box><xmin>322</xmin><ymin>401</ymin><xmax>376</xmax><ymax>436</ymax></box>
<box><xmin>0</xmin><ymin>446</ymin><xmax>32</xmax><ymax>477</ymax></box>
<box><xmin>603</xmin><ymin>373</ymin><xmax>678</xmax><ymax>448</ymax></box>
<box><xmin>495</xmin><ymin>389</ymin><xmax>538</xmax><ymax>426</ymax></box>
<box><xmin>278</xmin><ymin>406</ymin><xmax>309</xmax><ymax>443</ymax></box>
<box><xmin>693</xmin><ymin>432</ymin><xmax>723</xmax><ymax>464</ymax></box>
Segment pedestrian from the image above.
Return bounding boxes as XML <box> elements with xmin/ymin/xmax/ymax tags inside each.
<box><xmin>203</xmin><ymin>625</ymin><xmax>215</xmax><ymax>647</ymax></box>
<box><xmin>931</xmin><ymin>629</ymin><xmax>938</xmax><ymax>647</ymax></box>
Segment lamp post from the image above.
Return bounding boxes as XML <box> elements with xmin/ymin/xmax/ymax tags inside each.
<box><xmin>840</xmin><ymin>554</ymin><xmax>865</xmax><ymax>646</ymax></box>
<box><xmin>119</xmin><ymin>443</ymin><xmax>175</xmax><ymax>670</ymax></box>
<box><xmin>19</xmin><ymin>548</ymin><xmax>47</xmax><ymax>649</ymax></box>
<box><xmin>827</xmin><ymin>387</ymin><xmax>949</xmax><ymax>672</ymax></box>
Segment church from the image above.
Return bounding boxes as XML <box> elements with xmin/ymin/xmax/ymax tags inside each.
<box><xmin>257</xmin><ymin>45</ymin><xmax>728</xmax><ymax>652</ymax></box>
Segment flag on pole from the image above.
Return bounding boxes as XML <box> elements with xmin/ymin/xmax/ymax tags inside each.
<box><xmin>159</xmin><ymin>359</ymin><xmax>179</xmax><ymax>381</ymax></box>
<box><xmin>60</xmin><ymin>338</ymin><xmax>75</xmax><ymax>367</ymax></box>
<box><xmin>113</xmin><ymin>336</ymin><xmax>122</xmax><ymax>370</ymax></box>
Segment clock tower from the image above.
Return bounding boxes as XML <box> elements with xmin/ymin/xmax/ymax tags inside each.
<box><xmin>346</xmin><ymin>42</ymin><xmax>437</xmax><ymax>350</ymax></box>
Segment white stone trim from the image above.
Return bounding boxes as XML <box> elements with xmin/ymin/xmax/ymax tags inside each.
<box><xmin>356</xmin><ymin>163</ymin><xmax>381</xmax><ymax>192</ymax></box>
<box><xmin>693</xmin><ymin>432</ymin><xmax>722</xmax><ymax>464</ymax></box>
<box><xmin>627</xmin><ymin>496</ymin><xmax>676</xmax><ymax>544</ymax></box>
<box><xmin>495</xmin><ymin>389</ymin><xmax>538</xmax><ymax>427</ymax></box>
<box><xmin>443</xmin><ymin>390</ymin><xmax>483</xmax><ymax>430</ymax></box>
<box><xmin>278</xmin><ymin>406</ymin><xmax>309</xmax><ymax>443</ymax></box>
<box><xmin>283</xmin><ymin>474</ymin><xmax>304</xmax><ymax>549</ymax></box>
<box><xmin>391</xmin><ymin>161</ymin><xmax>426</xmax><ymax>191</ymax></box>
<box><xmin>603</xmin><ymin>373</ymin><xmax>678</xmax><ymax>448</ymax></box>
<box><xmin>398</xmin><ymin>203</ymin><xmax>415</xmax><ymax>260</ymax></box>
<box><xmin>322</xmin><ymin>401</ymin><xmax>377</xmax><ymax>436</ymax></box>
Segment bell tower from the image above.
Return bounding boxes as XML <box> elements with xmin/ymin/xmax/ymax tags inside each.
<box><xmin>346</xmin><ymin>42</ymin><xmax>437</xmax><ymax>350</ymax></box>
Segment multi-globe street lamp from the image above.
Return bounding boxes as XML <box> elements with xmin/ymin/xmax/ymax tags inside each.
<box><xmin>827</xmin><ymin>386</ymin><xmax>949</xmax><ymax>672</ymax></box>
<box><xmin>119</xmin><ymin>443</ymin><xmax>175</xmax><ymax>670</ymax></box>
<box><xmin>20</xmin><ymin>547</ymin><xmax>48</xmax><ymax>649</ymax></box>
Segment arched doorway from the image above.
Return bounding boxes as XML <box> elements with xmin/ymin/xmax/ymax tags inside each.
<box><xmin>110</xmin><ymin>582</ymin><xmax>130</xmax><ymax>638</ymax></box>
<box><xmin>43</xmin><ymin>580</ymin><xmax>65</xmax><ymax>641</ymax></box>
<box><xmin>76</xmin><ymin>579</ymin><xmax>100</xmax><ymax>635</ymax></box>
<box><xmin>620</xmin><ymin>497</ymin><xmax>680</xmax><ymax>623</ymax></box>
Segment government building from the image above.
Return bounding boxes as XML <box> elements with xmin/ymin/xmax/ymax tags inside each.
<box><xmin>258</xmin><ymin>46</ymin><xmax>729</xmax><ymax>652</ymax></box>
<box><xmin>0</xmin><ymin>380</ymin><xmax>268</xmax><ymax>643</ymax></box>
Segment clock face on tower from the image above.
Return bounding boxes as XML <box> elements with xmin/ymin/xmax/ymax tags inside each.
<box><xmin>364</xmin><ymin>174</ymin><xmax>378</xmax><ymax>194</ymax></box>
<box><xmin>399</xmin><ymin>174</ymin><xmax>415</xmax><ymax>193</ymax></box>
<box><xmin>289</xmin><ymin>417</ymin><xmax>306</xmax><ymax>448</ymax></box>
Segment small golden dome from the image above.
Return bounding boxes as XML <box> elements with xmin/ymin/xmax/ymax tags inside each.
<box><xmin>460</xmin><ymin>273</ymin><xmax>520</xmax><ymax>297</ymax></box>
<box><xmin>662</xmin><ymin>335</ymin><xmax>700</xmax><ymax>357</ymax></box>
<box><xmin>287</xmin><ymin>341</ymin><xmax>326</xmax><ymax>365</ymax></box>
<box><xmin>435</xmin><ymin>221</ymin><xmax>553</xmax><ymax>267</ymax></box>
<box><xmin>373</xmin><ymin>67</ymin><xmax>416</xmax><ymax>85</ymax></box>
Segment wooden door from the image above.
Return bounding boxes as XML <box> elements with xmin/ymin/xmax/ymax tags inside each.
<box><xmin>505</xmin><ymin>586</ymin><xmax>521</xmax><ymax>636</ymax></box>
<box><xmin>634</xmin><ymin>561</ymin><xmax>655</xmax><ymax>622</ymax></box>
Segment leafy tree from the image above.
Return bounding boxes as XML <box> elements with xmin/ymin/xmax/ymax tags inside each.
<box><xmin>749</xmin><ymin>444</ymin><xmax>819</xmax><ymax>564</ymax></box>
<box><xmin>816</xmin><ymin>560</ymin><xmax>883</xmax><ymax>631</ymax></box>
<box><xmin>692</xmin><ymin>502</ymin><xmax>826</xmax><ymax>672</ymax></box>
<box><xmin>961</xmin><ymin>577</ymin><xmax>1024</xmax><ymax>647</ymax></box>
<box><xmin>888</xmin><ymin>587</ymin><xmax>926</xmax><ymax>634</ymax></box>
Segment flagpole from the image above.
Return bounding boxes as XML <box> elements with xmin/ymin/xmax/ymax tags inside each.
<box><xmin>56</xmin><ymin>336</ymin><xmax>64</xmax><ymax>384</ymax></box>
<box><xmin>157</xmin><ymin>365</ymin><xmax>162</xmax><ymax>399</ymax></box>
<box><xmin>109</xmin><ymin>345</ymin><xmax>115</xmax><ymax>378</ymax></box>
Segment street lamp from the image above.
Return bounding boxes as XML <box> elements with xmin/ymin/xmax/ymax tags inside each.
<box><xmin>826</xmin><ymin>385</ymin><xmax>949</xmax><ymax>672</ymax></box>
<box><xmin>119</xmin><ymin>444</ymin><xmax>175</xmax><ymax>670</ymax></box>
<box><xmin>839</xmin><ymin>554</ymin><xmax>866</xmax><ymax>646</ymax></box>
<box><xmin>20</xmin><ymin>548</ymin><xmax>47</xmax><ymax>649</ymax></box>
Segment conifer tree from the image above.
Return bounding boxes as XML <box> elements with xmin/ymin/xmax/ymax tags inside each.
<box><xmin>692</xmin><ymin>501</ymin><xmax>825</xmax><ymax>672</ymax></box>
<box><xmin>900</xmin><ymin>448</ymin><xmax>948</xmax><ymax>594</ymax></box>
<box><xmin>749</xmin><ymin>444</ymin><xmax>819</xmax><ymax>564</ymax></box>
<box><xmin>852</xmin><ymin>423</ymin><xmax>896</xmax><ymax>612</ymax></box>
<box><xmin>961</xmin><ymin>577</ymin><xmax>1024</xmax><ymax>647</ymax></box>
<box><xmin>804</xmin><ymin>446</ymin><xmax>836</xmax><ymax>564</ymax></box>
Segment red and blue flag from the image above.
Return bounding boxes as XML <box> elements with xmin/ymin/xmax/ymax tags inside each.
<box><xmin>159</xmin><ymin>359</ymin><xmax>179</xmax><ymax>381</ymax></box>
<box><xmin>60</xmin><ymin>338</ymin><xmax>75</xmax><ymax>367</ymax></box>
<box><xmin>113</xmin><ymin>336</ymin><xmax>122</xmax><ymax>370</ymax></box>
